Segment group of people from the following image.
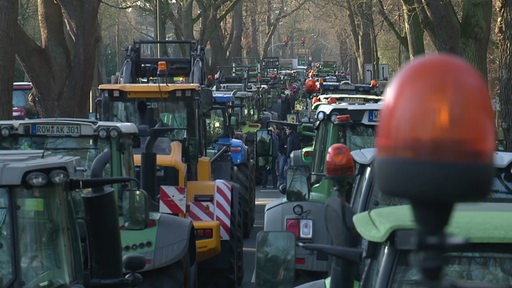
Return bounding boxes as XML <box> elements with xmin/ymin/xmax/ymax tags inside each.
<box><xmin>261</xmin><ymin>124</ymin><xmax>301</xmax><ymax>189</ymax></box>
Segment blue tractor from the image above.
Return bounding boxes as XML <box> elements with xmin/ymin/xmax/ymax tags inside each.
<box><xmin>205</xmin><ymin>89</ymin><xmax>256</xmax><ymax>239</ymax></box>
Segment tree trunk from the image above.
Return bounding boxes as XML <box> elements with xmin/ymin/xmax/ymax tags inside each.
<box><xmin>496</xmin><ymin>0</ymin><xmax>512</xmax><ymax>151</ymax></box>
<box><xmin>414</xmin><ymin>0</ymin><xmax>491</xmax><ymax>80</ymax></box>
<box><xmin>15</xmin><ymin>0</ymin><xmax>101</xmax><ymax>118</ymax></box>
<box><xmin>230</xmin><ymin>0</ymin><xmax>244</xmax><ymax>63</ymax></box>
<box><xmin>353</xmin><ymin>0</ymin><xmax>374</xmax><ymax>83</ymax></box>
<box><xmin>402</xmin><ymin>0</ymin><xmax>424</xmax><ymax>58</ymax></box>
<box><xmin>460</xmin><ymin>0</ymin><xmax>492</xmax><ymax>81</ymax></box>
<box><xmin>246</xmin><ymin>2</ymin><xmax>260</xmax><ymax>61</ymax></box>
<box><xmin>0</xmin><ymin>0</ymin><xmax>18</xmax><ymax>120</ymax></box>
<box><xmin>415</xmin><ymin>0</ymin><xmax>461</xmax><ymax>54</ymax></box>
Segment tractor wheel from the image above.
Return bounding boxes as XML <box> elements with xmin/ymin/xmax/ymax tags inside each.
<box><xmin>234</xmin><ymin>164</ymin><xmax>253</xmax><ymax>239</ymax></box>
<box><xmin>227</xmin><ymin>183</ymin><xmax>244</xmax><ymax>287</ymax></box>
<box><xmin>247</xmin><ymin>160</ymin><xmax>256</xmax><ymax>227</ymax></box>
<box><xmin>138</xmin><ymin>249</ymin><xmax>196</xmax><ymax>288</ymax></box>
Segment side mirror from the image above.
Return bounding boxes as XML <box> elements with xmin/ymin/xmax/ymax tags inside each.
<box><xmin>255</xmin><ymin>129</ymin><xmax>272</xmax><ymax>158</ymax></box>
<box><xmin>230</xmin><ymin>115</ymin><xmax>239</xmax><ymax>128</ymax></box>
<box><xmin>285</xmin><ymin>166</ymin><xmax>309</xmax><ymax>201</ymax></box>
<box><xmin>121</xmin><ymin>189</ymin><xmax>149</xmax><ymax>230</ymax></box>
<box><xmin>182</xmin><ymin>137</ymin><xmax>199</xmax><ymax>165</ymax></box>
<box><xmin>255</xmin><ymin>231</ymin><xmax>295</xmax><ymax>288</ymax></box>
<box><xmin>199</xmin><ymin>88</ymin><xmax>214</xmax><ymax>114</ymax></box>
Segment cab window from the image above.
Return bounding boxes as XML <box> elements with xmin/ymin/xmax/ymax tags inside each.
<box><xmin>391</xmin><ymin>245</ymin><xmax>512</xmax><ymax>287</ymax></box>
<box><xmin>16</xmin><ymin>185</ymin><xmax>76</xmax><ymax>286</ymax></box>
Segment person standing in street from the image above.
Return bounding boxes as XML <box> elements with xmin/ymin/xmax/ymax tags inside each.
<box><xmin>262</xmin><ymin>126</ymin><xmax>279</xmax><ymax>189</ymax></box>
<box><xmin>277</xmin><ymin>126</ymin><xmax>288</xmax><ymax>188</ymax></box>
<box><xmin>278</xmin><ymin>126</ymin><xmax>301</xmax><ymax>188</ymax></box>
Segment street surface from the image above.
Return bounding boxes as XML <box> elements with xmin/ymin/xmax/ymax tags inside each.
<box><xmin>241</xmin><ymin>186</ymin><xmax>282</xmax><ymax>288</ymax></box>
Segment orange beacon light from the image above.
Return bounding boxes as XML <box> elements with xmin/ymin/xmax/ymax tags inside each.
<box><xmin>375</xmin><ymin>53</ymin><xmax>495</xmax><ymax>204</ymax></box>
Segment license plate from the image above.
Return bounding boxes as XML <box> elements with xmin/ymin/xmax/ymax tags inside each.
<box><xmin>368</xmin><ymin>110</ymin><xmax>380</xmax><ymax>122</ymax></box>
<box><xmin>31</xmin><ymin>124</ymin><xmax>81</xmax><ymax>136</ymax></box>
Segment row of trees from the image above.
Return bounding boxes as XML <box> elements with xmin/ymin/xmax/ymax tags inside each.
<box><xmin>0</xmin><ymin>0</ymin><xmax>511</xmax><ymax>149</ymax></box>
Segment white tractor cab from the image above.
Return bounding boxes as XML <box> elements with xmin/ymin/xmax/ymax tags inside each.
<box><xmin>256</xmin><ymin>54</ymin><xmax>499</xmax><ymax>287</ymax></box>
<box><xmin>256</xmin><ymin>103</ymin><xmax>381</xmax><ymax>279</ymax></box>
<box><xmin>0</xmin><ymin>150</ymin><xmax>146</xmax><ymax>287</ymax></box>
<box><xmin>0</xmin><ymin>119</ymin><xmax>197</xmax><ymax>287</ymax></box>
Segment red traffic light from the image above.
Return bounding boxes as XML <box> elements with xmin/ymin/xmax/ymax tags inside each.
<box><xmin>284</xmin><ymin>37</ymin><xmax>289</xmax><ymax>46</ymax></box>
<box><xmin>301</xmin><ymin>37</ymin><xmax>305</xmax><ymax>46</ymax></box>
<box><xmin>325</xmin><ymin>144</ymin><xmax>354</xmax><ymax>178</ymax></box>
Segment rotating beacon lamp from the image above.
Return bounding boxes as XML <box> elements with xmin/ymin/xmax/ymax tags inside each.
<box><xmin>374</xmin><ymin>54</ymin><xmax>495</xmax><ymax>285</ymax></box>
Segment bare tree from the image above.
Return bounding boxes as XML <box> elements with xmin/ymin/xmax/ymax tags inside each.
<box><xmin>414</xmin><ymin>0</ymin><xmax>492</xmax><ymax>79</ymax></box>
<box><xmin>0</xmin><ymin>0</ymin><xmax>18</xmax><ymax>119</ymax></box>
<box><xmin>15</xmin><ymin>0</ymin><xmax>102</xmax><ymax>118</ymax></box>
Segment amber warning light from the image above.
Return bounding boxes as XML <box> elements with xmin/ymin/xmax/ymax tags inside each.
<box><xmin>157</xmin><ymin>61</ymin><xmax>167</xmax><ymax>76</ymax></box>
<box><xmin>375</xmin><ymin>53</ymin><xmax>495</xmax><ymax>204</ymax></box>
<box><xmin>325</xmin><ymin>144</ymin><xmax>354</xmax><ymax>178</ymax></box>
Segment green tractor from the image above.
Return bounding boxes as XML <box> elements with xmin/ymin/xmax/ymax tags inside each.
<box><xmin>0</xmin><ymin>150</ymin><xmax>146</xmax><ymax>287</ymax></box>
<box><xmin>0</xmin><ymin>119</ymin><xmax>197</xmax><ymax>287</ymax></box>
<box><xmin>259</xmin><ymin>102</ymin><xmax>381</xmax><ymax>279</ymax></box>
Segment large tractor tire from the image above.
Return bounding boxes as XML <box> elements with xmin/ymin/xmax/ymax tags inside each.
<box><xmin>138</xmin><ymin>248</ymin><xmax>197</xmax><ymax>288</ymax></box>
<box><xmin>229</xmin><ymin>183</ymin><xmax>244</xmax><ymax>287</ymax></box>
<box><xmin>247</xmin><ymin>160</ymin><xmax>256</xmax><ymax>227</ymax></box>
<box><xmin>234</xmin><ymin>164</ymin><xmax>253</xmax><ymax>239</ymax></box>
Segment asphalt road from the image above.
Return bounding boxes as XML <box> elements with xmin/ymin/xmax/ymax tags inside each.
<box><xmin>241</xmin><ymin>186</ymin><xmax>282</xmax><ymax>288</ymax></box>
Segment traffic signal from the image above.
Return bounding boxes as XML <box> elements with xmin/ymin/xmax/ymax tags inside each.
<box><xmin>284</xmin><ymin>37</ymin><xmax>289</xmax><ymax>47</ymax></box>
<box><xmin>301</xmin><ymin>37</ymin><xmax>305</xmax><ymax>46</ymax></box>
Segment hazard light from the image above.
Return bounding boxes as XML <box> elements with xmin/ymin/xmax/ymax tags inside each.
<box><xmin>326</xmin><ymin>144</ymin><xmax>354</xmax><ymax>178</ymax></box>
<box><xmin>196</xmin><ymin>228</ymin><xmax>214</xmax><ymax>240</ymax></box>
<box><xmin>375</xmin><ymin>53</ymin><xmax>495</xmax><ymax>203</ymax></box>
<box><xmin>335</xmin><ymin>115</ymin><xmax>351</xmax><ymax>123</ymax></box>
<box><xmin>157</xmin><ymin>61</ymin><xmax>167</xmax><ymax>76</ymax></box>
<box><xmin>374</xmin><ymin>53</ymin><xmax>497</xmax><ymax>286</ymax></box>
<box><xmin>303</xmin><ymin>150</ymin><xmax>314</xmax><ymax>162</ymax></box>
<box><xmin>304</xmin><ymin>79</ymin><xmax>318</xmax><ymax>93</ymax></box>
<box><xmin>231</xmin><ymin>147</ymin><xmax>242</xmax><ymax>153</ymax></box>
<box><xmin>286</xmin><ymin>219</ymin><xmax>299</xmax><ymax>238</ymax></box>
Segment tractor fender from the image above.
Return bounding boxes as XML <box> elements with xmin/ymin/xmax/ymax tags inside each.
<box><xmin>143</xmin><ymin>214</ymin><xmax>195</xmax><ymax>271</ymax></box>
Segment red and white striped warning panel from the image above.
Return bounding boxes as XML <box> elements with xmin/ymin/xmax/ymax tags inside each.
<box><xmin>189</xmin><ymin>180</ymin><xmax>232</xmax><ymax>240</ymax></box>
<box><xmin>159</xmin><ymin>186</ymin><xmax>186</xmax><ymax>215</ymax></box>
<box><xmin>214</xmin><ymin>180</ymin><xmax>232</xmax><ymax>239</ymax></box>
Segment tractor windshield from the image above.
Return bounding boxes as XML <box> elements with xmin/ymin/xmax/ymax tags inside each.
<box><xmin>15</xmin><ymin>184</ymin><xmax>78</xmax><ymax>287</ymax></box>
<box><xmin>344</xmin><ymin>125</ymin><xmax>376</xmax><ymax>151</ymax></box>
<box><xmin>311</xmin><ymin>122</ymin><xmax>376</xmax><ymax>181</ymax></box>
<box><xmin>205</xmin><ymin>108</ymin><xmax>227</xmax><ymax>147</ymax></box>
<box><xmin>108</xmin><ymin>100</ymin><xmax>192</xmax><ymax>141</ymax></box>
<box><xmin>0</xmin><ymin>136</ymin><xmax>135</xmax><ymax>179</ymax></box>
